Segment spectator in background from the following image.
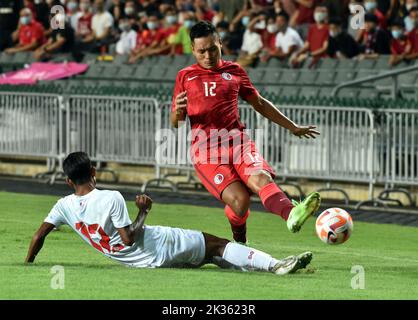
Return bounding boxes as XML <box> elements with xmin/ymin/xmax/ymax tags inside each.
<box><xmin>218</xmin><ymin>0</ymin><xmax>245</xmax><ymax>23</ymax></box>
<box><xmin>291</xmin><ymin>5</ymin><xmax>329</xmax><ymax>68</ymax></box>
<box><xmin>81</xmin><ymin>0</ymin><xmax>114</xmax><ymax>53</ymax></box>
<box><xmin>0</xmin><ymin>0</ymin><xmax>23</xmax><ymax>51</ymax></box>
<box><xmin>195</xmin><ymin>0</ymin><xmax>216</xmax><ymax>22</ymax></box>
<box><xmin>289</xmin><ymin>0</ymin><xmax>315</xmax><ymax>28</ymax></box>
<box><xmin>322</xmin><ymin>0</ymin><xmax>350</xmax><ymax>28</ymax></box>
<box><xmin>66</xmin><ymin>0</ymin><xmax>83</xmax><ymax>31</ymax></box>
<box><xmin>34</xmin><ymin>0</ymin><xmax>50</xmax><ymax>30</ymax></box>
<box><xmin>389</xmin><ymin>19</ymin><xmax>410</xmax><ymax>66</ymax></box>
<box><xmin>327</xmin><ymin>17</ymin><xmax>359</xmax><ymax>59</ymax></box>
<box><xmin>405</xmin><ymin>10</ymin><xmax>418</xmax><ymax>62</ymax></box>
<box><xmin>236</xmin><ymin>13</ymin><xmax>264</xmax><ymax>68</ymax></box>
<box><xmin>168</xmin><ymin>11</ymin><xmax>196</xmax><ymax>55</ymax></box>
<box><xmin>75</xmin><ymin>0</ymin><xmax>93</xmax><ymax>41</ymax></box>
<box><xmin>357</xmin><ymin>13</ymin><xmax>391</xmax><ymax>60</ymax></box>
<box><xmin>363</xmin><ymin>0</ymin><xmax>387</xmax><ymax>29</ymax></box>
<box><xmin>123</xmin><ymin>0</ymin><xmax>139</xmax><ymax>30</ymax></box>
<box><xmin>5</xmin><ymin>8</ymin><xmax>45</xmax><ymax>54</ymax></box>
<box><xmin>404</xmin><ymin>3</ymin><xmax>418</xmax><ymax>32</ymax></box>
<box><xmin>216</xmin><ymin>21</ymin><xmax>236</xmax><ymax>55</ymax></box>
<box><xmin>33</xmin><ymin>12</ymin><xmax>75</xmax><ymax>61</ymax></box>
<box><xmin>265</xmin><ymin>11</ymin><xmax>304</xmax><ymax>62</ymax></box>
<box><xmin>115</xmin><ymin>17</ymin><xmax>137</xmax><ymax>55</ymax></box>
<box><xmin>131</xmin><ymin>7</ymin><xmax>183</xmax><ymax>57</ymax></box>
<box><xmin>128</xmin><ymin>14</ymin><xmax>165</xmax><ymax>63</ymax></box>
<box><xmin>24</xmin><ymin>0</ymin><xmax>37</xmax><ymax>20</ymax></box>
<box><xmin>108</xmin><ymin>0</ymin><xmax>125</xmax><ymax>28</ymax></box>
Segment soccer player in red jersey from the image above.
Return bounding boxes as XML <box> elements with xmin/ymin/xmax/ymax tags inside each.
<box><xmin>171</xmin><ymin>21</ymin><xmax>321</xmax><ymax>244</ymax></box>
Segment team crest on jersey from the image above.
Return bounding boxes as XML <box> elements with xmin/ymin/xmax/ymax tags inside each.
<box><xmin>221</xmin><ymin>72</ymin><xmax>232</xmax><ymax>81</ymax></box>
<box><xmin>214</xmin><ymin>174</ymin><xmax>224</xmax><ymax>185</ymax></box>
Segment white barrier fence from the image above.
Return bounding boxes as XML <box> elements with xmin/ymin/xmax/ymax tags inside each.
<box><xmin>0</xmin><ymin>92</ymin><xmax>416</xmax><ymax>206</ymax></box>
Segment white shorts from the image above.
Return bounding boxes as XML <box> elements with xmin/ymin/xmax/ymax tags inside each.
<box><xmin>135</xmin><ymin>225</ymin><xmax>206</xmax><ymax>268</ymax></box>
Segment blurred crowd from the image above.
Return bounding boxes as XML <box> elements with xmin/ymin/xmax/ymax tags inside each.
<box><xmin>1</xmin><ymin>0</ymin><xmax>418</xmax><ymax>68</ymax></box>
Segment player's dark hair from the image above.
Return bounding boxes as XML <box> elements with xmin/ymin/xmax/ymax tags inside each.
<box><xmin>63</xmin><ymin>152</ymin><xmax>93</xmax><ymax>185</ymax></box>
<box><xmin>329</xmin><ymin>17</ymin><xmax>342</xmax><ymax>26</ymax></box>
<box><xmin>365</xmin><ymin>13</ymin><xmax>378</xmax><ymax>24</ymax></box>
<box><xmin>190</xmin><ymin>21</ymin><xmax>218</xmax><ymax>43</ymax></box>
<box><xmin>276</xmin><ymin>11</ymin><xmax>290</xmax><ymax>22</ymax></box>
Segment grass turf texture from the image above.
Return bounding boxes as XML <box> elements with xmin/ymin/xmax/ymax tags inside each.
<box><xmin>1</xmin><ymin>191</ymin><xmax>417</xmax><ymax>300</ymax></box>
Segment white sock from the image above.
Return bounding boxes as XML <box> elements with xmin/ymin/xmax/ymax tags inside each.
<box><xmin>221</xmin><ymin>242</ymin><xmax>279</xmax><ymax>272</ymax></box>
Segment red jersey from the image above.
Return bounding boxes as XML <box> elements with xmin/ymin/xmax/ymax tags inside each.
<box><xmin>19</xmin><ymin>20</ymin><xmax>45</xmax><ymax>46</ymax></box>
<box><xmin>136</xmin><ymin>28</ymin><xmax>165</xmax><ymax>48</ymax></box>
<box><xmin>408</xmin><ymin>29</ymin><xmax>418</xmax><ymax>54</ymax></box>
<box><xmin>172</xmin><ymin>60</ymin><xmax>258</xmax><ymax>145</ymax></box>
<box><xmin>307</xmin><ymin>23</ymin><xmax>329</xmax><ymax>56</ymax></box>
<box><xmin>391</xmin><ymin>38</ymin><xmax>408</xmax><ymax>55</ymax></box>
<box><xmin>77</xmin><ymin>13</ymin><xmax>93</xmax><ymax>36</ymax></box>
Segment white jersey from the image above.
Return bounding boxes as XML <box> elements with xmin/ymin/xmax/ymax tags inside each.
<box><xmin>44</xmin><ymin>189</ymin><xmax>205</xmax><ymax>268</ymax></box>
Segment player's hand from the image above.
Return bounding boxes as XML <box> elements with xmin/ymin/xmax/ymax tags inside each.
<box><xmin>175</xmin><ymin>91</ymin><xmax>188</xmax><ymax>117</ymax></box>
<box><xmin>135</xmin><ymin>194</ymin><xmax>152</xmax><ymax>214</ymax></box>
<box><xmin>291</xmin><ymin>125</ymin><xmax>320</xmax><ymax>139</ymax></box>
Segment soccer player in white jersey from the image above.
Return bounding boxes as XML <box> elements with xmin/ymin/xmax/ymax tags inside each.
<box><xmin>25</xmin><ymin>152</ymin><xmax>313</xmax><ymax>274</ymax></box>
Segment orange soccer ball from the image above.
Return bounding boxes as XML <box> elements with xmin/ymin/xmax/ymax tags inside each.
<box><xmin>315</xmin><ymin>208</ymin><xmax>353</xmax><ymax>245</ymax></box>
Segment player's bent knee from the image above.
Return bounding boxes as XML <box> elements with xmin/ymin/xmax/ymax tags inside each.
<box><xmin>228</xmin><ymin>195</ymin><xmax>250</xmax><ymax>217</ymax></box>
<box><xmin>248</xmin><ymin>170</ymin><xmax>273</xmax><ymax>193</ymax></box>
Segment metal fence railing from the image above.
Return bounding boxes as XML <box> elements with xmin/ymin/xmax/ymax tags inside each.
<box><xmin>0</xmin><ymin>93</ymin><xmax>62</xmax><ymax>174</ymax></box>
<box><xmin>0</xmin><ymin>92</ymin><xmax>416</xmax><ymax>208</ymax></box>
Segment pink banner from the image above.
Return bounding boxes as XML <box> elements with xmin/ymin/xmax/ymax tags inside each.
<box><xmin>0</xmin><ymin>62</ymin><xmax>89</xmax><ymax>85</ymax></box>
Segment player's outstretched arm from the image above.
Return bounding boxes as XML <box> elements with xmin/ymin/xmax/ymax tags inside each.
<box><xmin>247</xmin><ymin>94</ymin><xmax>320</xmax><ymax>139</ymax></box>
<box><xmin>25</xmin><ymin>222</ymin><xmax>56</xmax><ymax>264</ymax></box>
<box><xmin>117</xmin><ymin>195</ymin><xmax>152</xmax><ymax>246</ymax></box>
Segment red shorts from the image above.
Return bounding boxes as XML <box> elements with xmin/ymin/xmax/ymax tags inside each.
<box><xmin>192</xmin><ymin>137</ymin><xmax>276</xmax><ymax>201</ymax></box>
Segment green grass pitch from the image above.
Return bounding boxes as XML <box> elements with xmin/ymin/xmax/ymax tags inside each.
<box><xmin>1</xmin><ymin>191</ymin><xmax>417</xmax><ymax>300</ymax></box>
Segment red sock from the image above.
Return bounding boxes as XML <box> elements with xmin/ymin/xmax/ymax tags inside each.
<box><xmin>224</xmin><ymin>205</ymin><xmax>249</xmax><ymax>243</ymax></box>
<box><xmin>259</xmin><ymin>183</ymin><xmax>293</xmax><ymax>221</ymax></box>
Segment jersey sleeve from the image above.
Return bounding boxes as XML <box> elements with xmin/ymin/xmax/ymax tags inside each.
<box><xmin>172</xmin><ymin>71</ymin><xmax>185</xmax><ymax>112</ymax></box>
<box><xmin>237</xmin><ymin>65</ymin><xmax>259</xmax><ymax>101</ymax></box>
<box><xmin>110</xmin><ymin>192</ymin><xmax>132</xmax><ymax>229</ymax></box>
<box><xmin>44</xmin><ymin>200</ymin><xmax>67</xmax><ymax>228</ymax></box>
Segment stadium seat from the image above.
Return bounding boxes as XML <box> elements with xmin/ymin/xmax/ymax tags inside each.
<box><xmin>279</xmin><ymin>69</ymin><xmax>300</xmax><ymax>84</ymax></box>
<box><xmin>101</xmin><ymin>65</ymin><xmax>121</xmax><ymax>79</ymax></box>
<box><xmin>281</xmin><ymin>86</ymin><xmax>300</xmax><ymax>97</ymax></box>
<box><xmin>267</xmin><ymin>58</ymin><xmax>287</xmax><ymax>68</ymax></box>
<box><xmin>299</xmin><ymin>86</ymin><xmax>319</xmax><ymax>98</ymax></box>
<box><xmin>156</xmin><ymin>55</ymin><xmax>174</xmax><ymax>65</ymax></box>
<box><xmin>247</xmin><ymin>68</ymin><xmax>265</xmax><ymax>83</ymax></box>
<box><xmin>356</xmin><ymin>59</ymin><xmax>376</xmax><ymax>69</ymax></box>
<box><xmin>172</xmin><ymin>54</ymin><xmax>192</xmax><ymax>67</ymax></box>
<box><xmin>337</xmin><ymin>59</ymin><xmax>358</xmax><ymax>69</ymax></box>
<box><xmin>118</xmin><ymin>65</ymin><xmax>136</xmax><ymax>79</ymax></box>
<box><xmin>80</xmin><ymin>64</ymin><xmax>104</xmax><ymax>79</ymax></box>
<box><xmin>165</xmin><ymin>66</ymin><xmax>181</xmax><ymax>81</ymax></box>
<box><xmin>147</xmin><ymin>66</ymin><xmax>168</xmax><ymax>80</ymax></box>
<box><xmin>11</xmin><ymin>52</ymin><xmax>33</xmax><ymax>65</ymax></box>
<box><xmin>133</xmin><ymin>65</ymin><xmax>151</xmax><ymax>80</ymax></box>
<box><xmin>298</xmin><ymin>70</ymin><xmax>318</xmax><ymax>85</ymax></box>
<box><xmin>358</xmin><ymin>88</ymin><xmax>379</xmax><ymax>99</ymax></box>
<box><xmin>374</xmin><ymin>55</ymin><xmax>391</xmax><ymax>70</ymax></box>
<box><xmin>262</xmin><ymin>69</ymin><xmax>281</xmax><ymax>84</ymax></box>
<box><xmin>113</xmin><ymin>54</ymin><xmax>129</xmax><ymax>64</ymax></box>
<box><xmin>318</xmin><ymin>58</ymin><xmax>339</xmax><ymax>69</ymax></box>
<box><xmin>316</xmin><ymin>70</ymin><xmax>336</xmax><ymax>85</ymax></box>
<box><xmin>334</xmin><ymin>70</ymin><xmax>356</xmax><ymax>83</ymax></box>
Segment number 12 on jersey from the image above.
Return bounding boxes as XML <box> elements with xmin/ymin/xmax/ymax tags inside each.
<box><xmin>204</xmin><ymin>82</ymin><xmax>216</xmax><ymax>97</ymax></box>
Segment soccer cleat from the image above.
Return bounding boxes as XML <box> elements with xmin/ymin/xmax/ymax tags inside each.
<box><xmin>271</xmin><ymin>256</ymin><xmax>299</xmax><ymax>275</ymax></box>
<box><xmin>290</xmin><ymin>251</ymin><xmax>313</xmax><ymax>273</ymax></box>
<box><xmin>287</xmin><ymin>192</ymin><xmax>321</xmax><ymax>233</ymax></box>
